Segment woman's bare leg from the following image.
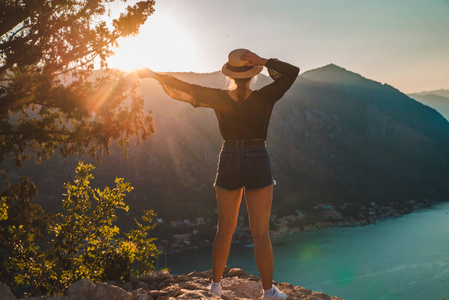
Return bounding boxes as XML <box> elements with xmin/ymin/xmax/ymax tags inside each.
<box><xmin>212</xmin><ymin>186</ymin><xmax>243</xmax><ymax>282</ymax></box>
<box><xmin>244</xmin><ymin>185</ymin><xmax>274</xmax><ymax>290</ymax></box>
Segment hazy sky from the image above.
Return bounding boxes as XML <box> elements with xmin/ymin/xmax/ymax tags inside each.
<box><xmin>107</xmin><ymin>0</ymin><xmax>449</xmax><ymax>93</ymax></box>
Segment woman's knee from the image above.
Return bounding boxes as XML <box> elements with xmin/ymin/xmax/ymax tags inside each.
<box><xmin>217</xmin><ymin>222</ymin><xmax>237</xmax><ymax>236</ymax></box>
<box><xmin>249</xmin><ymin>224</ymin><xmax>270</xmax><ymax>239</ymax></box>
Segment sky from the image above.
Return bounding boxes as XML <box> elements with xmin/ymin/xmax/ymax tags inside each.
<box><xmin>106</xmin><ymin>0</ymin><xmax>449</xmax><ymax>93</ymax></box>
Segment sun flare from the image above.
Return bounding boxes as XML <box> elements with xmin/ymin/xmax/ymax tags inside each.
<box><xmin>107</xmin><ymin>13</ymin><xmax>198</xmax><ymax>72</ymax></box>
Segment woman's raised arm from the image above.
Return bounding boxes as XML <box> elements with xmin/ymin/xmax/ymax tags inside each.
<box><xmin>240</xmin><ymin>50</ymin><xmax>268</xmax><ymax>67</ymax></box>
<box><xmin>134</xmin><ymin>67</ymin><xmax>155</xmax><ymax>79</ymax></box>
<box><xmin>134</xmin><ymin>68</ymin><xmax>219</xmax><ymax>108</ymax></box>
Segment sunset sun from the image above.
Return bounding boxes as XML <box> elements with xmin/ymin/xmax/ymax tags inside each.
<box><xmin>107</xmin><ymin>13</ymin><xmax>198</xmax><ymax>72</ymax></box>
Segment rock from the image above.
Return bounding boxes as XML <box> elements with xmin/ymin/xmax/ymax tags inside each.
<box><xmin>278</xmin><ymin>282</ymin><xmax>344</xmax><ymax>300</ymax></box>
<box><xmin>186</xmin><ymin>271</ymin><xmax>197</xmax><ymax>278</ymax></box>
<box><xmin>0</xmin><ymin>282</ymin><xmax>17</xmax><ymax>300</ymax></box>
<box><xmin>155</xmin><ymin>279</ymin><xmax>171</xmax><ymax>290</ymax></box>
<box><xmin>68</xmin><ymin>278</ymin><xmax>96</xmax><ymax>300</ymax></box>
<box><xmin>221</xmin><ymin>277</ymin><xmax>263</xmax><ymax>299</ymax></box>
<box><xmin>147</xmin><ymin>290</ymin><xmax>167</xmax><ymax>298</ymax></box>
<box><xmin>175</xmin><ymin>274</ymin><xmax>187</xmax><ymax>282</ymax></box>
<box><xmin>131</xmin><ymin>288</ymin><xmax>152</xmax><ymax>300</ymax></box>
<box><xmin>139</xmin><ymin>270</ymin><xmax>171</xmax><ymax>285</ymax></box>
<box><xmin>178</xmin><ymin>289</ymin><xmax>220</xmax><ymax>299</ymax></box>
<box><xmin>244</xmin><ymin>273</ymin><xmax>261</xmax><ymax>282</ymax></box>
<box><xmin>106</xmin><ymin>280</ymin><xmax>120</xmax><ymax>287</ymax></box>
<box><xmin>164</xmin><ymin>286</ymin><xmax>182</xmax><ymax>297</ymax></box>
<box><xmin>131</xmin><ymin>295</ymin><xmax>151</xmax><ymax>300</ymax></box>
<box><xmin>92</xmin><ymin>282</ymin><xmax>132</xmax><ymax>300</ymax></box>
<box><xmin>9</xmin><ymin>268</ymin><xmax>344</xmax><ymax>299</ymax></box>
<box><xmin>197</xmin><ymin>269</ymin><xmax>213</xmax><ymax>278</ymax></box>
<box><xmin>135</xmin><ymin>281</ymin><xmax>149</xmax><ymax>290</ymax></box>
<box><xmin>189</xmin><ymin>277</ymin><xmax>209</xmax><ymax>286</ymax></box>
<box><xmin>227</xmin><ymin>268</ymin><xmax>246</xmax><ymax>277</ymax></box>
<box><xmin>24</xmin><ymin>297</ymin><xmax>67</xmax><ymax>300</ymax></box>
<box><xmin>178</xmin><ymin>281</ymin><xmax>199</xmax><ymax>290</ymax></box>
<box><xmin>221</xmin><ymin>294</ymin><xmax>236</xmax><ymax>300</ymax></box>
<box><xmin>222</xmin><ymin>266</ymin><xmax>231</xmax><ymax>276</ymax></box>
<box><xmin>129</xmin><ymin>276</ymin><xmax>140</xmax><ymax>285</ymax></box>
<box><xmin>122</xmin><ymin>282</ymin><xmax>133</xmax><ymax>291</ymax></box>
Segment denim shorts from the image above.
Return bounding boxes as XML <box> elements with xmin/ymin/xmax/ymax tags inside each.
<box><xmin>214</xmin><ymin>143</ymin><xmax>276</xmax><ymax>191</ymax></box>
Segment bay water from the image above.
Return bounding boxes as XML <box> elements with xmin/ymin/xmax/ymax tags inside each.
<box><xmin>167</xmin><ymin>202</ymin><xmax>449</xmax><ymax>300</ymax></box>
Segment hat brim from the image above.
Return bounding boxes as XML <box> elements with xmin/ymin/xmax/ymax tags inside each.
<box><xmin>222</xmin><ymin>63</ymin><xmax>263</xmax><ymax>79</ymax></box>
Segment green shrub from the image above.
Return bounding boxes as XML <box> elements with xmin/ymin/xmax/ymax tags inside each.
<box><xmin>0</xmin><ymin>162</ymin><xmax>159</xmax><ymax>297</ymax></box>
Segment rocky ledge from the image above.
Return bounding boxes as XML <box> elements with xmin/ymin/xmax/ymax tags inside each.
<box><xmin>0</xmin><ymin>268</ymin><xmax>344</xmax><ymax>300</ymax></box>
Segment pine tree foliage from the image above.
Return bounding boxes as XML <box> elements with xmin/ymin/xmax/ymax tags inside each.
<box><xmin>0</xmin><ymin>0</ymin><xmax>156</xmax><ymax>168</ymax></box>
<box><xmin>0</xmin><ymin>3</ymin><xmax>160</xmax><ymax>294</ymax></box>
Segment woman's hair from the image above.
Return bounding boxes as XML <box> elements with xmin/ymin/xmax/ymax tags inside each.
<box><xmin>226</xmin><ymin>76</ymin><xmax>257</xmax><ymax>102</ymax></box>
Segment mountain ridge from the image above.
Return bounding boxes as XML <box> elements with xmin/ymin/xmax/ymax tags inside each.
<box><xmin>301</xmin><ymin>65</ymin><xmax>449</xmax><ymax>146</ymax></box>
<box><xmin>409</xmin><ymin>89</ymin><xmax>449</xmax><ymax>98</ymax></box>
<box><xmin>7</xmin><ymin>63</ymin><xmax>449</xmax><ymax>249</ymax></box>
<box><xmin>407</xmin><ymin>92</ymin><xmax>449</xmax><ymax>121</ymax></box>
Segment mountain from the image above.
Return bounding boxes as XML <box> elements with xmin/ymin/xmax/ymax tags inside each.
<box><xmin>408</xmin><ymin>90</ymin><xmax>449</xmax><ymax>121</ymax></box>
<box><xmin>8</xmin><ymin>65</ymin><xmax>449</xmax><ymax>229</ymax></box>
<box><xmin>409</xmin><ymin>89</ymin><xmax>449</xmax><ymax>98</ymax></box>
<box><xmin>301</xmin><ymin>65</ymin><xmax>449</xmax><ymax>142</ymax></box>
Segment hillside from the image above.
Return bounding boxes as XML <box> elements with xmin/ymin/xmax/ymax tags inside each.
<box><xmin>8</xmin><ymin>64</ymin><xmax>449</xmax><ymax>240</ymax></box>
<box><xmin>409</xmin><ymin>89</ymin><xmax>449</xmax><ymax>98</ymax></box>
<box><xmin>408</xmin><ymin>90</ymin><xmax>449</xmax><ymax>121</ymax></box>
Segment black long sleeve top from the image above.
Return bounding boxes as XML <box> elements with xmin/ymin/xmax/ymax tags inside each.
<box><xmin>154</xmin><ymin>59</ymin><xmax>300</xmax><ymax>140</ymax></box>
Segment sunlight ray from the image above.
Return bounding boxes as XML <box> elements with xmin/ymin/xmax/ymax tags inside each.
<box><xmin>107</xmin><ymin>12</ymin><xmax>198</xmax><ymax>72</ymax></box>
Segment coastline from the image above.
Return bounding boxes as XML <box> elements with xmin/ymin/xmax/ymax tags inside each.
<box><xmin>162</xmin><ymin>198</ymin><xmax>440</xmax><ymax>255</ymax></box>
<box><xmin>163</xmin><ymin>201</ymin><xmax>449</xmax><ymax>300</ymax></box>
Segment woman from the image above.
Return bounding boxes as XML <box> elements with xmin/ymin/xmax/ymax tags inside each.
<box><xmin>135</xmin><ymin>49</ymin><xmax>299</xmax><ymax>299</ymax></box>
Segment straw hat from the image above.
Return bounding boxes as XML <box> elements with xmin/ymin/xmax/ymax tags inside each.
<box><xmin>222</xmin><ymin>49</ymin><xmax>263</xmax><ymax>79</ymax></box>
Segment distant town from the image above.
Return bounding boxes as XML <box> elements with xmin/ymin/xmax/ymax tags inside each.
<box><xmin>154</xmin><ymin>198</ymin><xmax>434</xmax><ymax>253</ymax></box>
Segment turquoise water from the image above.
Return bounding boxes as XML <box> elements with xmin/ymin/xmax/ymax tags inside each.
<box><xmin>167</xmin><ymin>202</ymin><xmax>449</xmax><ymax>300</ymax></box>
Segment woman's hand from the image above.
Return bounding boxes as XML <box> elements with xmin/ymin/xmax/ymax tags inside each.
<box><xmin>240</xmin><ymin>51</ymin><xmax>268</xmax><ymax>67</ymax></box>
<box><xmin>134</xmin><ymin>67</ymin><xmax>155</xmax><ymax>79</ymax></box>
